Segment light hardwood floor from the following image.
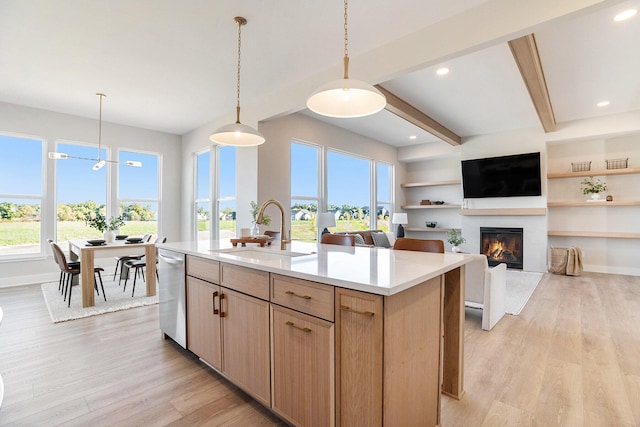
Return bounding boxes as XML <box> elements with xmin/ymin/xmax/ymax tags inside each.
<box><xmin>0</xmin><ymin>272</ymin><xmax>639</xmax><ymax>426</ymax></box>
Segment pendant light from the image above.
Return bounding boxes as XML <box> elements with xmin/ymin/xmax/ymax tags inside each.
<box><xmin>306</xmin><ymin>0</ymin><xmax>386</xmax><ymax>118</ymax></box>
<box><xmin>48</xmin><ymin>93</ymin><xmax>142</xmax><ymax>169</ymax></box>
<box><xmin>210</xmin><ymin>17</ymin><xmax>265</xmax><ymax>146</ymax></box>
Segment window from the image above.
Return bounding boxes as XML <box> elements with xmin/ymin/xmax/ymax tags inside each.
<box><xmin>118</xmin><ymin>150</ymin><xmax>159</xmax><ymax>237</ymax></box>
<box><xmin>327</xmin><ymin>150</ymin><xmax>371</xmax><ymax>232</ymax></box>
<box><xmin>194</xmin><ymin>150</ymin><xmax>211</xmax><ymax>241</ymax></box>
<box><xmin>376</xmin><ymin>162</ymin><xmax>392</xmax><ymax>232</ymax></box>
<box><xmin>55</xmin><ymin>142</ymin><xmax>107</xmax><ymax>252</ymax></box>
<box><xmin>290</xmin><ymin>141</ymin><xmax>320</xmax><ymax>241</ymax></box>
<box><xmin>0</xmin><ymin>134</ymin><xmax>44</xmax><ymax>257</ymax></box>
<box><xmin>218</xmin><ymin>146</ymin><xmax>236</xmax><ymax>239</ymax></box>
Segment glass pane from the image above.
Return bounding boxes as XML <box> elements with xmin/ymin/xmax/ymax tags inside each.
<box><xmin>0</xmin><ymin>198</ymin><xmax>41</xmax><ymax>255</ymax></box>
<box><xmin>291</xmin><ymin>142</ymin><xmax>319</xmax><ymax>197</ymax></box>
<box><xmin>377</xmin><ymin>162</ymin><xmax>391</xmax><ymax>202</ymax></box>
<box><xmin>219</xmin><ymin>146</ymin><xmax>236</xmax><ymax>239</ymax></box>
<box><xmin>119</xmin><ymin>151</ymin><xmax>159</xmax><ymax>199</ymax></box>
<box><xmin>56</xmin><ymin>143</ymin><xmax>107</xmax><ymax>246</ymax></box>
<box><xmin>196</xmin><ymin>201</ymin><xmax>211</xmax><ymax>241</ymax></box>
<box><xmin>0</xmin><ymin>135</ymin><xmax>42</xmax><ymax>195</ymax></box>
<box><xmin>376</xmin><ymin>203</ymin><xmax>391</xmax><ymax>232</ymax></box>
<box><xmin>291</xmin><ymin>199</ymin><xmax>317</xmax><ymax>241</ymax></box>
<box><xmin>119</xmin><ymin>201</ymin><xmax>158</xmax><ymax>237</ymax></box>
<box><xmin>327</xmin><ymin>151</ymin><xmax>370</xmax><ymax>232</ymax></box>
<box><xmin>196</xmin><ymin>151</ymin><xmax>210</xmax><ymax>200</ymax></box>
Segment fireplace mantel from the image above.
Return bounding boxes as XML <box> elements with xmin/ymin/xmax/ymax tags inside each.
<box><xmin>460</xmin><ymin>208</ymin><xmax>547</xmax><ymax>216</ymax></box>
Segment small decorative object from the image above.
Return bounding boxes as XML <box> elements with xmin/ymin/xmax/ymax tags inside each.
<box><xmin>605</xmin><ymin>158</ymin><xmax>628</xmax><ymax>170</ymax></box>
<box><xmin>571</xmin><ymin>161</ymin><xmax>591</xmax><ymax>172</ymax></box>
<box><xmin>392</xmin><ymin>213</ymin><xmax>408</xmax><ymax>238</ymax></box>
<box><xmin>250</xmin><ymin>201</ymin><xmax>271</xmax><ymax>237</ymax></box>
<box><xmin>316</xmin><ymin>212</ymin><xmax>336</xmax><ymax>239</ymax></box>
<box><xmin>420</xmin><ymin>199</ymin><xmax>432</xmax><ymax>205</ymax></box>
<box><xmin>425</xmin><ymin>221</ymin><xmax>437</xmax><ymax>228</ymax></box>
<box><xmin>581</xmin><ymin>176</ymin><xmax>607</xmax><ymax>201</ymax></box>
<box><xmin>447</xmin><ymin>229</ymin><xmax>465</xmax><ymax>253</ymax></box>
<box><xmin>432</xmin><ymin>201</ymin><xmax>445</xmax><ymax>205</ymax></box>
<box><xmin>606</xmin><ymin>195</ymin><xmax>613</xmax><ymax>202</ymax></box>
<box><xmin>85</xmin><ymin>211</ymin><xmax>125</xmax><ymax>243</ymax></box>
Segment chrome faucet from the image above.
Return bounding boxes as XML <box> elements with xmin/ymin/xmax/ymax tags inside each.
<box><xmin>256</xmin><ymin>199</ymin><xmax>290</xmax><ymax>250</ymax></box>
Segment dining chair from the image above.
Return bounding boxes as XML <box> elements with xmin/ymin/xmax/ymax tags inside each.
<box><xmin>50</xmin><ymin>241</ymin><xmax>106</xmax><ymax>306</ymax></box>
<box><xmin>122</xmin><ymin>236</ymin><xmax>166</xmax><ymax>297</ymax></box>
<box><xmin>47</xmin><ymin>239</ymin><xmax>81</xmax><ymax>293</ymax></box>
<box><xmin>392</xmin><ymin>237</ymin><xmax>444</xmax><ymax>253</ymax></box>
<box><xmin>321</xmin><ymin>233</ymin><xmax>356</xmax><ymax>246</ymax></box>
<box><xmin>114</xmin><ymin>233</ymin><xmax>153</xmax><ymax>282</ymax></box>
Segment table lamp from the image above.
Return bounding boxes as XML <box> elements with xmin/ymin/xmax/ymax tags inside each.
<box><xmin>316</xmin><ymin>212</ymin><xmax>337</xmax><ymax>241</ymax></box>
<box><xmin>391</xmin><ymin>213</ymin><xmax>408</xmax><ymax>238</ymax></box>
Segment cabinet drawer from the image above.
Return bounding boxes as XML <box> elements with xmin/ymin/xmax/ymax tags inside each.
<box><xmin>186</xmin><ymin>256</ymin><xmax>220</xmax><ymax>284</ymax></box>
<box><xmin>220</xmin><ymin>263</ymin><xmax>269</xmax><ymax>300</ymax></box>
<box><xmin>271</xmin><ymin>274</ymin><xmax>334</xmax><ymax>321</ymax></box>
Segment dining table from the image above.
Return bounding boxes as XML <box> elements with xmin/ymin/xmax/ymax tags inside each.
<box><xmin>68</xmin><ymin>239</ymin><xmax>157</xmax><ymax>308</ymax></box>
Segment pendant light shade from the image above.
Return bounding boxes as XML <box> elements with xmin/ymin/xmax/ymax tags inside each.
<box><xmin>210</xmin><ymin>16</ymin><xmax>265</xmax><ymax>146</ymax></box>
<box><xmin>306</xmin><ymin>0</ymin><xmax>386</xmax><ymax>118</ymax></box>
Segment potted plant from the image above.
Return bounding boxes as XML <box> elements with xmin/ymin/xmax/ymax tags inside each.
<box><xmin>581</xmin><ymin>176</ymin><xmax>607</xmax><ymax>200</ymax></box>
<box><xmin>85</xmin><ymin>211</ymin><xmax>126</xmax><ymax>242</ymax></box>
<box><xmin>250</xmin><ymin>201</ymin><xmax>271</xmax><ymax>236</ymax></box>
<box><xmin>447</xmin><ymin>229</ymin><xmax>465</xmax><ymax>253</ymax></box>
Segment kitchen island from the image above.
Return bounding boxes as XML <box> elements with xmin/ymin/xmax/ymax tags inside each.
<box><xmin>159</xmin><ymin>240</ymin><xmax>469</xmax><ymax>427</ymax></box>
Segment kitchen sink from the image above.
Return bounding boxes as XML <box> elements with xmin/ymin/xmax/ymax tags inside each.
<box><xmin>211</xmin><ymin>247</ymin><xmax>312</xmax><ymax>261</ymax></box>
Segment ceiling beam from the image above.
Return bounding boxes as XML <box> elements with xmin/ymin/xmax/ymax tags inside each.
<box><xmin>374</xmin><ymin>85</ymin><xmax>462</xmax><ymax>146</ymax></box>
<box><xmin>508</xmin><ymin>34</ymin><xmax>556</xmax><ymax>132</ymax></box>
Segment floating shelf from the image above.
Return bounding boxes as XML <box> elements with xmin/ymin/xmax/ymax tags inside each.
<box><xmin>400</xmin><ymin>180</ymin><xmax>461</xmax><ymax>188</ymax></box>
<box><xmin>547</xmin><ymin>168</ymin><xmax>640</xmax><ymax>179</ymax></box>
<box><xmin>548</xmin><ymin>231</ymin><xmax>640</xmax><ymax>239</ymax></box>
<box><xmin>459</xmin><ymin>208</ymin><xmax>547</xmax><ymax>216</ymax></box>
<box><xmin>405</xmin><ymin>227</ymin><xmax>459</xmax><ymax>233</ymax></box>
<box><xmin>547</xmin><ymin>200</ymin><xmax>640</xmax><ymax>207</ymax></box>
<box><xmin>401</xmin><ymin>204</ymin><xmax>461</xmax><ymax>210</ymax></box>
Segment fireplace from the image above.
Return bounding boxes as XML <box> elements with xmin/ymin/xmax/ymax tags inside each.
<box><xmin>480</xmin><ymin>227</ymin><xmax>523</xmax><ymax>269</ymax></box>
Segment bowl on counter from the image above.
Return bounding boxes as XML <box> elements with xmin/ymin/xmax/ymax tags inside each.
<box><xmin>425</xmin><ymin>221</ymin><xmax>437</xmax><ymax>228</ymax></box>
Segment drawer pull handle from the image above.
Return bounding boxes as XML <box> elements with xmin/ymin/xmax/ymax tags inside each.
<box><xmin>285</xmin><ymin>321</ymin><xmax>311</xmax><ymax>333</ymax></box>
<box><xmin>212</xmin><ymin>291</ymin><xmax>219</xmax><ymax>315</ymax></box>
<box><xmin>285</xmin><ymin>290</ymin><xmax>312</xmax><ymax>300</ymax></box>
<box><xmin>340</xmin><ymin>305</ymin><xmax>374</xmax><ymax>317</ymax></box>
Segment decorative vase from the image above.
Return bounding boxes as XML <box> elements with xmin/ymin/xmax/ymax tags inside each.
<box><xmin>103</xmin><ymin>230</ymin><xmax>116</xmax><ymax>243</ymax></box>
<box><xmin>251</xmin><ymin>222</ymin><xmax>260</xmax><ymax>237</ymax></box>
<box><xmin>451</xmin><ymin>245</ymin><xmax>461</xmax><ymax>253</ymax></box>
<box><xmin>590</xmin><ymin>193</ymin><xmax>601</xmax><ymax>201</ymax></box>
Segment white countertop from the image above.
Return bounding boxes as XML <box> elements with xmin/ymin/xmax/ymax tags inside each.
<box><xmin>159</xmin><ymin>239</ymin><xmax>470</xmax><ymax>296</ymax></box>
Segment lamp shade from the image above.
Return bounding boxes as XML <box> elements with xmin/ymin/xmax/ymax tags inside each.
<box><xmin>316</xmin><ymin>212</ymin><xmax>337</xmax><ymax>229</ymax></box>
<box><xmin>306</xmin><ymin>78</ymin><xmax>386</xmax><ymax>118</ymax></box>
<box><xmin>391</xmin><ymin>213</ymin><xmax>408</xmax><ymax>225</ymax></box>
<box><xmin>209</xmin><ymin>122</ymin><xmax>265</xmax><ymax>147</ymax></box>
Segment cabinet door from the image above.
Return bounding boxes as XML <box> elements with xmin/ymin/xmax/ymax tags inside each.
<box><xmin>221</xmin><ymin>288</ymin><xmax>271</xmax><ymax>406</ymax></box>
<box><xmin>271</xmin><ymin>305</ymin><xmax>335</xmax><ymax>427</ymax></box>
<box><xmin>335</xmin><ymin>288</ymin><xmax>383</xmax><ymax>427</ymax></box>
<box><xmin>186</xmin><ymin>276</ymin><xmax>222</xmax><ymax>369</ymax></box>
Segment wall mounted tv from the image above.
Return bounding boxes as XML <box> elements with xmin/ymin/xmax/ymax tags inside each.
<box><xmin>461</xmin><ymin>152</ymin><xmax>542</xmax><ymax>198</ymax></box>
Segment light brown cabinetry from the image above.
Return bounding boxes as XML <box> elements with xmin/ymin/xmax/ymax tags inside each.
<box><xmin>186</xmin><ymin>275</ymin><xmax>222</xmax><ymax>369</ymax></box>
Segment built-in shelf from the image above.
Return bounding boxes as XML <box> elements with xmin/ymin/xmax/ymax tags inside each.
<box><xmin>547</xmin><ymin>200</ymin><xmax>640</xmax><ymax>207</ymax></box>
<box><xmin>401</xmin><ymin>204</ymin><xmax>461</xmax><ymax>210</ymax></box>
<box><xmin>548</xmin><ymin>231</ymin><xmax>640</xmax><ymax>239</ymax></box>
<box><xmin>459</xmin><ymin>208</ymin><xmax>547</xmax><ymax>216</ymax></box>
<box><xmin>400</xmin><ymin>179</ymin><xmax>461</xmax><ymax>188</ymax></box>
<box><xmin>547</xmin><ymin>168</ymin><xmax>640</xmax><ymax>179</ymax></box>
<box><xmin>405</xmin><ymin>227</ymin><xmax>459</xmax><ymax>233</ymax></box>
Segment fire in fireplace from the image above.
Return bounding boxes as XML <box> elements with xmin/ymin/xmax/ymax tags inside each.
<box><xmin>480</xmin><ymin>227</ymin><xmax>523</xmax><ymax>269</ymax></box>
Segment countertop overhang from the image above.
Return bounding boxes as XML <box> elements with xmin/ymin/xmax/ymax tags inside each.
<box><xmin>159</xmin><ymin>240</ymin><xmax>470</xmax><ymax>296</ymax></box>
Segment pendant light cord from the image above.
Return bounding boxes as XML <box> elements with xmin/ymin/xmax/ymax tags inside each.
<box><xmin>343</xmin><ymin>0</ymin><xmax>350</xmax><ymax>79</ymax></box>
<box><xmin>97</xmin><ymin>93</ymin><xmax>105</xmax><ymax>161</ymax></box>
<box><xmin>234</xmin><ymin>17</ymin><xmax>246</xmax><ymax>124</ymax></box>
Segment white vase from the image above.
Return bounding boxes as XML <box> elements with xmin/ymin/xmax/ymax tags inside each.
<box><xmin>451</xmin><ymin>245</ymin><xmax>461</xmax><ymax>253</ymax></box>
<box><xmin>103</xmin><ymin>230</ymin><xmax>116</xmax><ymax>243</ymax></box>
<box><xmin>590</xmin><ymin>193</ymin><xmax>601</xmax><ymax>201</ymax></box>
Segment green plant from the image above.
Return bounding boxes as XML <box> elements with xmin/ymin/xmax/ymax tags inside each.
<box><xmin>581</xmin><ymin>176</ymin><xmax>607</xmax><ymax>195</ymax></box>
<box><xmin>85</xmin><ymin>211</ymin><xmax>126</xmax><ymax>233</ymax></box>
<box><xmin>447</xmin><ymin>229</ymin><xmax>465</xmax><ymax>246</ymax></box>
<box><xmin>250</xmin><ymin>201</ymin><xmax>271</xmax><ymax>225</ymax></box>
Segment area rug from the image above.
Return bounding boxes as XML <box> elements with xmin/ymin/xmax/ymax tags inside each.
<box><xmin>41</xmin><ymin>276</ymin><xmax>158</xmax><ymax>323</ymax></box>
<box><xmin>505</xmin><ymin>270</ymin><xmax>543</xmax><ymax>315</ymax></box>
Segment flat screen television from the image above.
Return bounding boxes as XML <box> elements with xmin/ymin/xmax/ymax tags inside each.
<box><xmin>461</xmin><ymin>152</ymin><xmax>542</xmax><ymax>198</ymax></box>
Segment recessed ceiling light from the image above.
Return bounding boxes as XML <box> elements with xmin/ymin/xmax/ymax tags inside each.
<box><xmin>597</xmin><ymin>100</ymin><xmax>610</xmax><ymax>107</ymax></box>
<box><xmin>614</xmin><ymin>9</ymin><xmax>637</xmax><ymax>21</ymax></box>
<box><xmin>436</xmin><ymin>67</ymin><xmax>450</xmax><ymax>76</ymax></box>
<box><xmin>409</xmin><ymin>135</ymin><xmax>417</xmax><ymax>140</ymax></box>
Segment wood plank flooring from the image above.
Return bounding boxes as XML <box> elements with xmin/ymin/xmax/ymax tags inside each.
<box><xmin>0</xmin><ymin>272</ymin><xmax>639</xmax><ymax>426</ymax></box>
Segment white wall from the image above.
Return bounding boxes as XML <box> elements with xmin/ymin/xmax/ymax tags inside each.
<box><xmin>0</xmin><ymin>102</ymin><xmax>182</xmax><ymax>286</ymax></box>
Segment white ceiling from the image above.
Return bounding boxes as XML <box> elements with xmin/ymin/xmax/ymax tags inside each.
<box><xmin>1</xmin><ymin>0</ymin><xmax>639</xmax><ymax>148</ymax></box>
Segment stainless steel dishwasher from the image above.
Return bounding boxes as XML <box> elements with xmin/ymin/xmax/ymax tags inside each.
<box><xmin>157</xmin><ymin>248</ymin><xmax>186</xmax><ymax>348</ymax></box>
